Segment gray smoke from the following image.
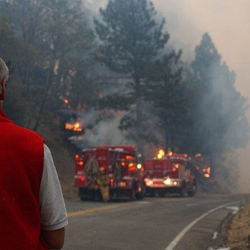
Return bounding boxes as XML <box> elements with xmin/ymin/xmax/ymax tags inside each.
<box><xmin>68</xmin><ymin>111</ymin><xmax>134</xmax><ymax>149</ymax></box>
<box><xmin>152</xmin><ymin>0</ymin><xmax>250</xmax><ymax>193</ymax></box>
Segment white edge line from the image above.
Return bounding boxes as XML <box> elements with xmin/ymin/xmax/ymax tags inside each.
<box><xmin>165</xmin><ymin>201</ymin><xmax>237</xmax><ymax>250</ymax></box>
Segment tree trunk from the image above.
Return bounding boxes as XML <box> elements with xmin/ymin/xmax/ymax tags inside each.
<box><xmin>32</xmin><ymin>63</ymin><xmax>54</xmax><ymax>132</ymax></box>
<box><xmin>135</xmin><ymin>75</ymin><xmax>144</xmax><ymax>156</ymax></box>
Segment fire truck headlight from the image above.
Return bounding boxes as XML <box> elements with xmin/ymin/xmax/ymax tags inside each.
<box><xmin>145</xmin><ymin>178</ymin><xmax>153</xmax><ymax>187</ymax></box>
<box><xmin>164</xmin><ymin>178</ymin><xmax>171</xmax><ymax>185</ymax></box>
<box><xmin>173</xmin><ymin>181</ymin><xmax>178</xmax><ymax>186</ymax></box>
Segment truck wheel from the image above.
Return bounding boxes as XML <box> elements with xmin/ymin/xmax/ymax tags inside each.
<box><xmin>136</xmin><ymin>193</ymin><xmax>144</xmax><ymax>200</ymax></box>
<box><xmin>129</xmin><ymin>180</ymin><xmax>137</xmax><ymax>200</ymax></box>
<box><xmin>136</xmin><ymin>183</ymin><xmax>146</xmax><ymax>200</ymax></box>
<box><xmin>179</xmin><ymin>182</ymin><xmax>187</xmax><ymax>197</ymax></box>
<box><xmin>129</xmin><ymin>184</ymin><xmax>137</xmax><ymax>200</ymax></box>
<box><xmin>149</xmin><ymin>189</ymin><xmax>155</xmax><ymax>197</ymax></box>
<box><xmin>158</xmin><ymin>192</ymin><xmax>165</xmax><ymax>197</ymax></box>
<box><xmin>79</xmin><ymin>188</ymin><xmax>88</xmax><ymax>201</ymax></box>
<box><xmin>187</xmin><ymin>183</ymin><xmax>197</xmax><ymax>197</ymax></box>
<box><xmin>135</xmin><ymin>189</ymin><xmax>145</xmax><ymax>200</ymax></box>
<box><xmin>129</xmin><ymin>189</ymin><xmax>136</xmax><ymax>200</ymax></box>
<box><xmin>90</xmin><ymin>190</ymin><xmax>96</xmax><ymax>201</ymax></box>
<box><xmin>129</xmin><ymin>187</ymin><xmax>136</xmax><ymax>200</ymax></box>
<box><xmin>97</xmin><ymin>191</ymin><xmax>103</xmax><ymax>201</ymax></box>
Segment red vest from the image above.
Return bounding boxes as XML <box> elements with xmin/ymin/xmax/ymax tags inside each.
<box><xmin>0</xmin><ymin>110</ymin><xmax>49</xmax><ymax>250</ymax></box>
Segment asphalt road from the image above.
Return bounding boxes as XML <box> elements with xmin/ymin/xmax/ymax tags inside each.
<box><xmin>63</xmin><ymin>193</ymin><xmax>244</xmax><ymax>250</ymax></box>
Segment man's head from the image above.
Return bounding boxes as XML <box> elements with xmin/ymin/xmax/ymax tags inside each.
<box><xmin>0</xmin><ymin>58</ymin><xmax>9</xmax><ymax>107</ymax></box>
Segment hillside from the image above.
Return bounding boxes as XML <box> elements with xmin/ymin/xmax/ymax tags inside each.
<box><xmin>214</xmin><ymin>196</ymin><xmax>250</xmax><ymax>249</ymax></box>
<box><xmin>226</xmin><ymin>197</ymin><xmax>250</xmax><ymax>249</ymax></box>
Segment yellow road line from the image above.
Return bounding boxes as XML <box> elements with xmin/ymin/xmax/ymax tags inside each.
<box><xmin>67</xmin><ymin>203</ymin><xmax>130</xmax><ymax>218</ymax></box>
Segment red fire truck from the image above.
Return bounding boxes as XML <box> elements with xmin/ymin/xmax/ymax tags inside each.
<box><xmin>144</xmin><ymin>151</ymin><xmax>197</xmax><ymax>197</ymax></box>
<box><xmin>74</xmin><ymin>145</ymin><xmax>145</xmax><ymax>201</ymax></box>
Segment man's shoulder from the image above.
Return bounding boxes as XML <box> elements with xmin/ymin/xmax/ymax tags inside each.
<box><xmin>12</xmin><ymin>123</ymin><xmax>45</xmax><ymax>143</ymax></box>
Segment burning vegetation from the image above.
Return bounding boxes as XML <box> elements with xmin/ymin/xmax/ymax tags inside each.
<box><xmin>65</xmin><ymin>122</ymin><xmax>83</xmax><ymax>132</ymax></box>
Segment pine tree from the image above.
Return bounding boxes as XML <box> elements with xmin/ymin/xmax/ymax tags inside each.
<box><xmin>94</xmin><ymin>0</ymin><xmax>169</xmax><ymax>154</ymax></box>
<box><xmin>191</xmin><ymin>33</ymin><xmax>249</xmax><ymax>176</ymax></box>
<box><xmin>145</xmin><ymin>50</ymin><xmax>185</xmax><ymax>152</ymax></box>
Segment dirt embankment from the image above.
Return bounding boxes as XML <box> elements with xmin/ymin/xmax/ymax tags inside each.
<box><xmin>215</xmin><ymin>195</ymin><xmax>250</xmax><ymax>250</ymax></box>
<box><xmin>225</xmin><ymin>198</ymin><xmax>250</xmax><ymax>249</ymax></box>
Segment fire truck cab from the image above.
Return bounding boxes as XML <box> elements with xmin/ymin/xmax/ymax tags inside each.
<box><xmin>144</xmin><ymin>152</ymin><xmax>197</xmax><ymax>197</ymax></box>
<box><xmin>74</xmin><ymin>145</ymin><xmax>145</xmax><ymax>201</ymax></box>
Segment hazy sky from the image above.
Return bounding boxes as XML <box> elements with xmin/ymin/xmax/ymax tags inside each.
<box><xmin>153</xmin><ymin>0</ymin><xmax>250</xmax><ymax>93</ymax></box>
<box><xmin>152</xmin><ymin>0</ymin><xmax>250</xmax><ymax>192</ymax></box>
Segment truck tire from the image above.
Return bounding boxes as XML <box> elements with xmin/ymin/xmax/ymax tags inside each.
<box><xmin>187</xmin><ymin>182</ymin><xmax>197</xmax><ymax>197</ymax></box>
<box><xmin>97</xmin><ymin>190</ymin><xmax>103</xmax><ymax>201</ymax></box>
<box><xmin>149</xmin><ymin>189</ymin><xmax>155</xmax><ymax>197</ymax></box>
<box><xmin>79</xmin><ymin>188</ymin><xmax>88</xmax><ymax>201</ymax></box>
<box><xmin>135</xmin><ymin>192</ymin><xmax>143</xmax><ymax>200</ymax></box>
<box><xmin>89</xmin><ymin>189</ymin><xmax>96</xmax><ymax>201</ymax></box>
<box><xmin>135</xmin><ymin>182</ymin><xmax>146</xmax><ymax>200</ymax></box>
<box><xmin>129</xmin><ymin>187</ymin><xmax>136</xmax><ymax>200</ymax></box>
<box><xmin>158</xmin><ymin>192</ymin><xmax>165</xmax><ymax>197</ymax></box>
<box><xmin>179</xmin><ymin>182</ymin><xmax>187</xmax><ymax>197</ymax></box>
<box><xmin>129</xmin><ymin>179</ymin><xmax>137</xmax><ymax>200</ymax></box>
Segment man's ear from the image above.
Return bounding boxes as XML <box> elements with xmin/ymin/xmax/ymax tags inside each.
<box><xmin>0</xmin><ymin>79</ymin><xmax>6</xmax><ymax>101</ymax></box>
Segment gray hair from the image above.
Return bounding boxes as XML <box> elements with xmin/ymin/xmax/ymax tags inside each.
<box><xmin>0</xmin><ymin>58</ymin><xmax>9</xmax><ymax>83</ymax></box>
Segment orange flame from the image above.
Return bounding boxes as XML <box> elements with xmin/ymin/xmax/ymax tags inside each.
<box><xmin>65</xmin><ymin>122</ymin><xmax>82</xmax><ymax>132</ymax></box>
<box><xmin>157</xmin><ymin>149</ymin><xmax>165</xmax><ymax>159</ymax></box>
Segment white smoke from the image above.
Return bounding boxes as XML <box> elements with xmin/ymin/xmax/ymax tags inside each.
<box><xmin>68</xmin><ymin>111</ymin><xmax>133</xmax><ymax>149</ymax></box>
<box><xmin>83</xmin><ymin>115</ymin><xmax>131</xmax><ymax>146</ymax></box>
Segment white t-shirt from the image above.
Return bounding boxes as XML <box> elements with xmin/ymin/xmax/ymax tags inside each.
<box><xmin>39</xmin><ymin>144</ymin><xmax>68</xmax><ymax>231</ymax></box>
